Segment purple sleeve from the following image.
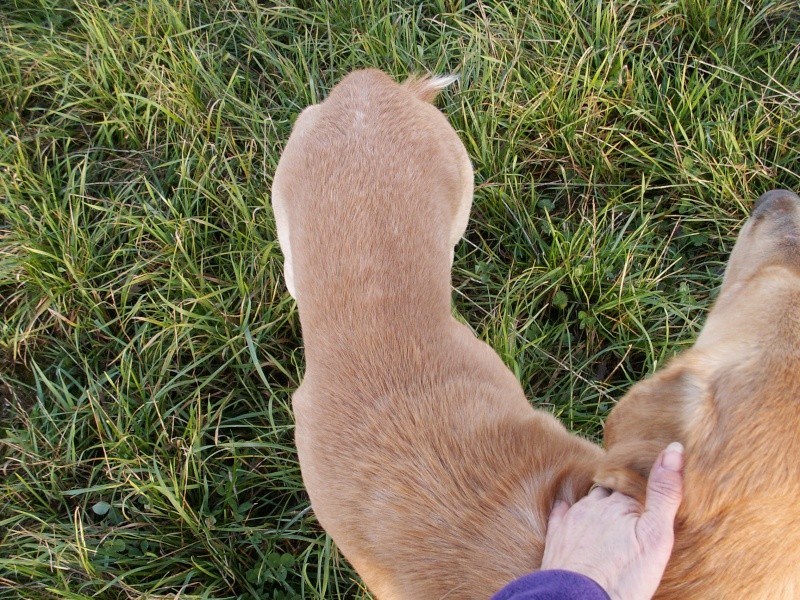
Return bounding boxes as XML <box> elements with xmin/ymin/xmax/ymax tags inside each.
<box><xmin>491</xmin><ymin>570</ymin><xmax>611</xmax><ymax>600</ymax></box>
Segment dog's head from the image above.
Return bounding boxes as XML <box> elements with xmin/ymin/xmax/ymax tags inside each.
<box><xmin>270</xmin><ymin>69</ymin><xmax>473</xmax><ymax>301</ymax></box>
<box><xmin>597</xmin><ymin>189</ymin><xmax>800</xmax><ymax>507</ymax></box>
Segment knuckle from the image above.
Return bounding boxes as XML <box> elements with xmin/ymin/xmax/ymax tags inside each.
<box><xmin>648</xmin><ymin>476</ymin><xmax>682</xmax><ymax>503</ymax></box>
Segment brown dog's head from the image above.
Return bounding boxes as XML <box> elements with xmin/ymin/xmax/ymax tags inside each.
<box><xmin>597</xmin><ymin>189</ymin><xmax>800</xmax><ymax>508</ymax></box>
<box><xmin>271</xmin><ymin>70</ymin><xmax>473</xmax><ymax>303</ymax></box>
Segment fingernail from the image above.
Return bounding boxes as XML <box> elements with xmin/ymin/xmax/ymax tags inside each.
<box><xmin>662</xmin><ymin>442</ymin><xmax>684</xmax><ymax>472</ymax></box>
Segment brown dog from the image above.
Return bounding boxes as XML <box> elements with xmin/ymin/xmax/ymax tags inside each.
<box><xmin>272</xmin><ymin>69</ymin><xmax>601</xmax><ymax>599</ymax></box>
<box><xmin>596</xmin><ymin>187</ymin><xmax>800</xmax><ymax>599</ymax></box>
<box><xmin>272</xmin><ymin>69</ymin><xmax>800</xmax><ymax>599</ymax></box>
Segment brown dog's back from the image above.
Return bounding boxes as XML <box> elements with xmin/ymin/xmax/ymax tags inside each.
<box><xmin>273</xmin><ymin>70</ymin><xmax>601</xmax><ymax>599</ymax></box>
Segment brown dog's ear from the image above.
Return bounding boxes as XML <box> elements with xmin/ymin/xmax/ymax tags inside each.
<box><xmin>595</xmin><ymin>363</ymin><xmax>700</xmax><ymax>502</ymax></box>
<box><xmin>594</xmin><ymin>439</ymin><xmax>670</xmax><ymax>503</ymax></box>
<box><xmin>403</xmin><ymin>74</ymin><xmax>459</xmax><ymax>103</ymax></box>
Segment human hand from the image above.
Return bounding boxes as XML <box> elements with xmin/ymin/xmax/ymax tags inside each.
<box><xmin>541</xmin><ymin>442</ymin><xmax>684</xmax><ymax>600</ymax></box>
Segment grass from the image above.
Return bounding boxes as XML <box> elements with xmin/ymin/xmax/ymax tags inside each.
<box><xmin>1</xmin><ymin>0</ymin><xmax>798</xmax><ymax>598</ymax></box>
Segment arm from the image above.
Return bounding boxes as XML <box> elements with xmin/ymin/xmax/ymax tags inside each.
<box><xmin>492</xmin><ymin>569</ymin><xmax>610</xmax><ymax>600</ymax></box>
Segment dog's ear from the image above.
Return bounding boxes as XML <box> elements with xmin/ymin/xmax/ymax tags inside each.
<box><xmin>594</xmin><ymin>439</ymin><xmax>667</xmax><ymax>503</ymax></box>
<box><xmin>595</xmin><ymin>363</ymin><xmax>700</xmax><ymax>502</ymax></box>
<box><xmin>403</xmin><ymin>74</ymin><xmax>459</xmax><ymax>103</ymax></box>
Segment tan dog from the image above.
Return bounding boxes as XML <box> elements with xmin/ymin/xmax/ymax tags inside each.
<box><xmin>596</xmin><ymin>187</ymin><xmax>800</xmax><ymax>599</ymax></box>
<box><xmin>271</xmin><ymin>69</ymin><xmax>601</xmax><ymax>599</ymax></box>
<box><xmin>273</xmin><ymin>69</ymin><xmax>800</xmax><ymax>599</ymax></box>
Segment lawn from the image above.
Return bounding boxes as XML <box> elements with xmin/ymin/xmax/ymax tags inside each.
<box><xmin>1</xmin><ymin>0</ymin><xmax>798</xmax><ymax>598</ymax></box>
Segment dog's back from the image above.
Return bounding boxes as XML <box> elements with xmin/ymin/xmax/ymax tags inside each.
<box><xmin>272</xmin><ymin>69</ymin><xmax>602</xmax><ymax>599</ymax></box>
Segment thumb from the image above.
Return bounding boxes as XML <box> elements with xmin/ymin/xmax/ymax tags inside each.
<box><xmin>639</xmin><ymin>442</ymin><xmax>684</xmax><ymax>545</ymax></box>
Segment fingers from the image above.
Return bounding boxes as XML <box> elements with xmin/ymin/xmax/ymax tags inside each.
<box><xmin>546</xmin><ymin>499</ymin><xmax>570</xmax><ymax>546</ymax></box>
<box><xmin>548</xmin><ymin>499</ymin><xmax>569</xmax><ymax>529</ymax></box>
<box><xmin>639</xmin><ymin>442</ymin><xmax>685</xmax><ymax>545</ymax></box>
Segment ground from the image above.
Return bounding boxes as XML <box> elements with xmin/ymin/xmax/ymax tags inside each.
<box><xmin>1</xmin><ymin>1</ymin><xmax>799</xmax><ymax>598</ymax></box>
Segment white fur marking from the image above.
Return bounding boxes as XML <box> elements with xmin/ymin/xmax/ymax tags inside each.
<box><xmin>428</xmin><ymin>74</ymin><xmax>459</xmax><ymax>90</ymax></box>
<box><xmin>271</xmin><ymin>187</ymin><xmax>297</xmax><ymax>299</ymax></box>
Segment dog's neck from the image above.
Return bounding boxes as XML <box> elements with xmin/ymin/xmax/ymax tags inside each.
<box><xmin>295</xmin><ymin>259</ymin><xmax>455</xmax><ymax>373</ymax></box>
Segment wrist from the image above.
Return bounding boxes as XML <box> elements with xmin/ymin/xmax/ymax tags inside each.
<box><xmin>548</xmin><ymin>570</ymin><xmax>612</xmax><ymax>600</ymax></box>
<box><xmin>541</xmin><ymin>564</ymin><xmax>609</xmax><ymax>596</ymax></box>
